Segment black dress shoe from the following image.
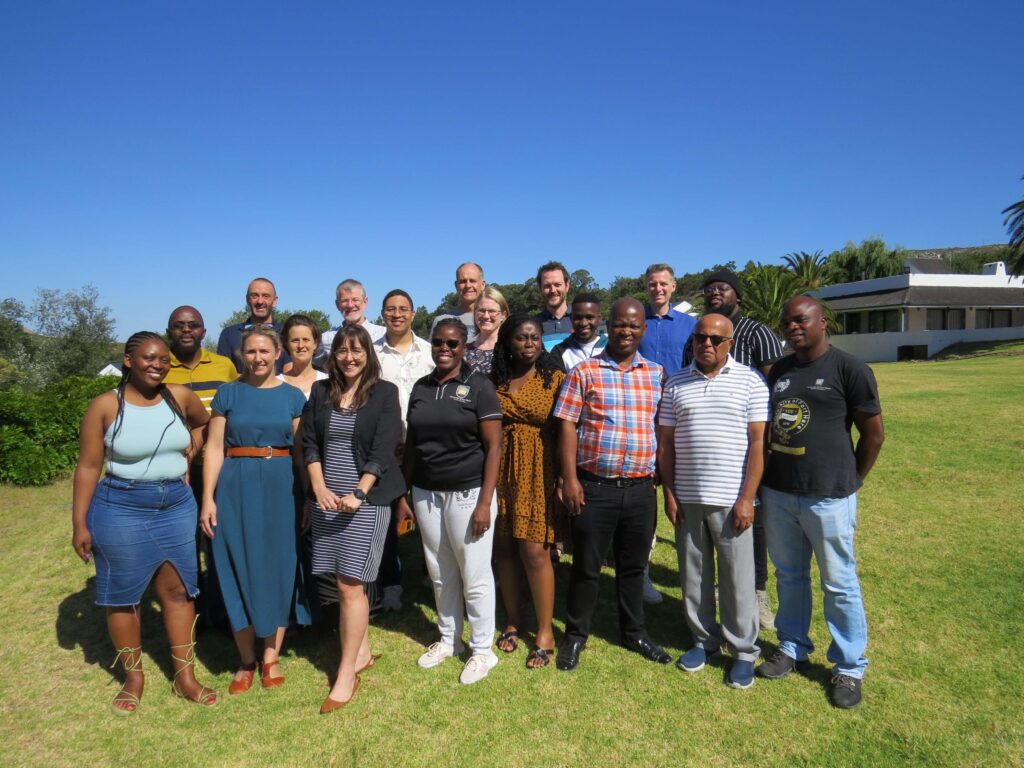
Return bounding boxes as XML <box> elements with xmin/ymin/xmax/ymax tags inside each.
<box><xmin>556</xmin><ymin>639</ymin><xmax>586</xmax><ymax>671</ymax></box>
<box><xmin>623</xmin><ymin>636</ymin><xmax>671</xmax><ymax>664</ymax></box>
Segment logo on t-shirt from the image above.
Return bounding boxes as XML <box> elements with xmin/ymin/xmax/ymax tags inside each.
<box><xmin>774</xmin><ymin>379</ymin><xmax>791</xmax><ymax>394</ymax></box>
<box><xmin>450</xmin><ymin>384</ymin><xmax>472</xmax><ymax>404</ymax></box>
<box><xmin>773</xmin><ymin>397</ymin><xmax>810</xmax><ymax>445</ymax></box>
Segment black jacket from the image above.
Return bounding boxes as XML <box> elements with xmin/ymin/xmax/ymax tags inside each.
<box><xmin>300</xmin><ymin>378</ymin><xmax>406</xmax><ymax>505</ymax></box>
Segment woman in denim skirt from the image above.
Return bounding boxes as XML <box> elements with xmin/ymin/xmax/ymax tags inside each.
<box><xmin>72</xmin><ymin>331</ymin><xmax>216</xmax><ymax>714</ymax></box>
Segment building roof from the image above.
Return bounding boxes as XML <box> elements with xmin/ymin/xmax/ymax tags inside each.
<box><xmin>903</xmin><ymin>257</ymin><xmax>952</xmax><ymax>275</ymax></box>
<box><xmin>823</xmin><ymin>286</ymin><xmax>1024</xmax><ymax>312</ymax></box>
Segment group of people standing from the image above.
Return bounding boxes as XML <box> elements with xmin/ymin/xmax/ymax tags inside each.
<box><xmin>71</xmin><ymin>258</ymin><xmax>884</xmax><ymax>716</ymax></box>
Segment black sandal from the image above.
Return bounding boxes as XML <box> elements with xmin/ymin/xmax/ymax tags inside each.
<box><xmin>526</xmin><ymin>647</ymin><xmax>554</xmax><ymax>669</ymax></box>
<box><xmin>496</xmin><ymin>630</ymin><xmax>520</xmax><ymax>653</ymax></box>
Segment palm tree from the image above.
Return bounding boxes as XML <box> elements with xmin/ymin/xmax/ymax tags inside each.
<box><xmin>740</xmin><ymin>264</ymin><xmax>803</xmax><ymax>330</ymax></box>
<box><xmin>782</xmin><ymin>250</ymin><xmax>829</xmax><ymax>289</ymax></box>
<box><xmin>1003</xmin><ymin>177</ymin><xmax>1024</xmax><ymax>276</ymax></box>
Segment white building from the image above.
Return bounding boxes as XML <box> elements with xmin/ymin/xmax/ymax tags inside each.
<box><xmin>815</xmin><ymin>261</ymin><xmax>1024</xmax><ymax>362</ymax></box>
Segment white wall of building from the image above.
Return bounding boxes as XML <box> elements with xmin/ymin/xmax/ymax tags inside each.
<box><xmin>817</xmin><ymin>270</ymin><xmax>1024</xmax><ymax>299</ymax></box>
<box><xmin>830</xmin><ymin>326</ymin><xmax>1024</xmax><ymax>362</ymax></box>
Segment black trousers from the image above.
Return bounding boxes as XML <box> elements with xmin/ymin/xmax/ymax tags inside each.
<box><xmin>564</xmin><ymin>477</ymin><xmax>657</xmax><ymax>644</ymax></box>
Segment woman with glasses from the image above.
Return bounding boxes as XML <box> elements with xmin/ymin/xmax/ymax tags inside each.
<box><xmin>302</xmin><ymin>325</ymin><xmax>405</xmax><ymax>713</ymax></box>
<box><xmin>396</xmin><ymin>318</ymin><xmax>503</xmax><ymax>685</ymax></box>
<box><xmin>464</xmin><ymin>285</ymin><xmax>509</xmax><ymax>376</ymax></box>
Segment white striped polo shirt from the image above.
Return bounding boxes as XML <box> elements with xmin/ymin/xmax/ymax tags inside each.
<box><xmin>658</xmin><ymin>355</ymin><xmax>770</xmax><ymax>506</ymax></box>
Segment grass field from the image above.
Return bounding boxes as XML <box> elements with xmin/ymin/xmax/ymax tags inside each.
<box><xmin>2</xmin><ymin>354</ymin><xmax>1023</xmax><ymax>767</ymax></box>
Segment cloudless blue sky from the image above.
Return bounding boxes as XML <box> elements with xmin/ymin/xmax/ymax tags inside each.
<box><xmin>3</xmin><ymin>1</ymin><xmax>1022</xmax><ymax>338</ymax></box>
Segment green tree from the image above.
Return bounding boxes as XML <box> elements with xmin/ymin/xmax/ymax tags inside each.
<box><xmin>217</xmin><ymin>308</ymin><xmax>333</xmax><ymax>334</ymax></box>
<box><xmin>3</xmin><ymin>286</ymin><xmax>117</xmax><ymax>388</ymax></box>
<box><xmin>783</xmin><ymin>250</ymin><xmax>830</xmax><ymax>289</ymax></box>
<box><xmin>740</xmin><ymin>264</ymin><xmax>803</xmax><ymax>330</ymax></box>
<box><xmin>825</xmin><ymin>238</ymin><xmax>906</xmax><ymax>284</ymax></box>
<box><xmin>1003</xmin><ymin>177</ymin><xmax>1024</xmax><ymax>275</ymax></box>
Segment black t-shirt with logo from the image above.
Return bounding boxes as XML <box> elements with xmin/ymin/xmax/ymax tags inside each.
<box><xmin>764</xmin><ymin>346</ymin><xmax>880</xmax><ymax>498</ymax></box>
<box><xmin>406</xmin><ymin>368</ymin><xmax>503</xmax><ymax>491</ymax></box>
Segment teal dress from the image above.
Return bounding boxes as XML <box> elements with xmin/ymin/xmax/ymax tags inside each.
<box><xmin>210</xmin><ymin>381</ymin><xmax>312</xmax><ymax>636</ymax></box>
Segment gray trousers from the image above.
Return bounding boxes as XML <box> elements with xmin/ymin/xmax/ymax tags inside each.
<box><xmin>675</xmin><ymin>503</ymin><xmax>761</xmax><ymax>662</ymax></box>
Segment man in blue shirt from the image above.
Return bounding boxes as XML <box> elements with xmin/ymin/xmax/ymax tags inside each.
<box><xmin>216</xmin><ymin>276</ymin><xmax>289</xmax><ymax>374</ymax></box>
<box><xmin>638</xmin><ymin>264</ymin><xmax>697</xmax><ymax>378</ymax></box>
<box><xmin>636</xmin><ymin>263</ymin><xmax>697</xmax><ymax>604</ymax></box>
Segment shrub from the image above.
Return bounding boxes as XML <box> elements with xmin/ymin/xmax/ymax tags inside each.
<box><xmin>0</xmin><ymin>376</ymin><xmax>118</xmax><ymax>486</ymax></box>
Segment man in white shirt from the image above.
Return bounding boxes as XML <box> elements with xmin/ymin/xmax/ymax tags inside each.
<box><xmin>320</xmin><ymin>279</ymin><xmax>387</xmax><ymax>360</ymax></box>
<box><xmin>550</xmin><ymin>293</ymin><xmax>607</xmax><ymax>371</ymax></box>
<box><xmin>370</xmin><ymin>288</ymin><xmax>435</xmax><ymax>615</ymax></box>
<box><xmin>657</xmin><ymin>313</ymin><xmax>769</xmax><ymax>690</ymax></box>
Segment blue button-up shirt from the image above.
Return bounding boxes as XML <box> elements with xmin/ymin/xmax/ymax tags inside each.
<box><xmin>637</xmin><ymin>306</ymin><xmax>696</xmax><ymax>377</ymax></box>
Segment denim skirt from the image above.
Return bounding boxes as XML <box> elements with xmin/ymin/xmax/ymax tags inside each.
<box><xmin>87</xmin><ymin>475</ymin><xmax>200</xmax><ymax>607</ymax></box>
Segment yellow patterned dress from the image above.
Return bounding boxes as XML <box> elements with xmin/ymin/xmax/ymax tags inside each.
<box><xmin>495</xmin><ymin>369</ymin><xmax>566</xmax><ymax>544</ymax></box>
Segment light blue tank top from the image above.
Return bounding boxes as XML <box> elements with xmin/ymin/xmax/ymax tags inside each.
<box><xmin>104</xmin><ymin>399</ymin><xmax>190</xmax><ymax>480</ymax></box>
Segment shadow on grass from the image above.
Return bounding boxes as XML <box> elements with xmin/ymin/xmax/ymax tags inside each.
<box><xmin>55</xmin><ymin>576</ymin><xmax>239</xmax><ymax>688</ymax></box>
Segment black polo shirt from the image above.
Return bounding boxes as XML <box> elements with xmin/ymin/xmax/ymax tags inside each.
<box><xmin>406</xmin><ymin>368</ymin><xmax>502</xmax><ymax>491</ymax></box>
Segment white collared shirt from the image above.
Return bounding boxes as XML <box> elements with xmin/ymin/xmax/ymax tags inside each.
<box><xmin>373</xmin><ymin>333</ymin><xmax>435</xmax><ymax>435</ymax></box>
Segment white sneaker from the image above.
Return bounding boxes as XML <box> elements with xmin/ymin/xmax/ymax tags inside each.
<box><xmin>380</xmin><ymin>585</ymin><xmax>403</xmax><ymax>612</ymax></box>
<box><xmin>756</xmin><ymin>590</ymin><xmax>775</xmax><ymax>631</ymax></box>
<box><xmin>418</xmin><ymin>641</ymin><xmax>463</xmax><ymax>669</ymax></box>
<box><xmin>642</xmin><ymin>568</ymin><xmax>664</xmax><ymax>605</ymax></box>
<box><xmin>459</xmin><ymin>653</ymin><xmax>499</xmax><ymax>685</ymax></box>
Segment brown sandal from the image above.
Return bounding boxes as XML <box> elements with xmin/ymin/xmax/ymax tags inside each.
<box><xmin>110</xmin><ymin>645</ymin><xmax>143</xmax><ymax>715</ymax></box>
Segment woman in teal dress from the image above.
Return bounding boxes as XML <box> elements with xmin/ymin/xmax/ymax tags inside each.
<box><xmin>202</xmin><ymin>327</ymin><xmax>311</xmax><ymax>695</ymax></box>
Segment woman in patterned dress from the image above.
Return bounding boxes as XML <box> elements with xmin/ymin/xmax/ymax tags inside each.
<box><xmin>302</xmin><ymin>324</ymin><xmax>405</xmax><ymax>713</ymax></box>
<box><xmin>490</xmin><ymin>314</ymin><xmax>566</xmax><ymax>668</ymax></box>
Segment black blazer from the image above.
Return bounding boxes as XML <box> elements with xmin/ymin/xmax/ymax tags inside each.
<box><xmin>301</xmin><ymin>378</ymin><xmax>406</xmax><ymax>505</ymax></box>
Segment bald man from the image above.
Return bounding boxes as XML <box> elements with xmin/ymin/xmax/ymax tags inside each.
<box><xmin>757</xmin><ymin>296</ymin><xmax>884</xmax><ymax>709</ymax></box>
<box><xmin>216</xmin><ymin>277</ymin><xmax>289</xmax><ymax>374</ymax></box>
<box><xmin>165</xmin><ymin>306</ymin><xmax>238</xmax><ymax>411</ymax></box>
<box><xmin>658</xmin><ymin>314</ymin><xmax>769</xmax><ymax>689</ymax></box>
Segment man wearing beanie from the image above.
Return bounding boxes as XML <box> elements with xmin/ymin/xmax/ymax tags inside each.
<box><xmin>683</xmin><ymin>269</ymin><xmax>785</xmax><ymax>630</ymax></box>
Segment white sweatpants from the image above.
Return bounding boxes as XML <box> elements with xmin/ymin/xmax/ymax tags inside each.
<box><xmin>412</xmin><ymin>485</ymin><xmax>496</xmax><ymax>656</ymax></box>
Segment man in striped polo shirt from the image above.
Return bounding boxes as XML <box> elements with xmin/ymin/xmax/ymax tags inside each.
<box><xmin>658</xmin><ymin>313</ymin><xmax>770</xmax><ymax>689</ymax></box>
<box><xmin>683</xmin><ymin>269</ymin><xmax>785</xmax><ymax>630</ymax></box>
<box><xmin>554</xmin><ymin>298</ymin><xmax>671</xmax><ymax>671</ymax></box>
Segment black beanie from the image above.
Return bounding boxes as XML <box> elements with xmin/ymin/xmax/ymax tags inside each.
<box><xmin>702</xmin><ymin>269</ymin><xmax>742</xmax><ymax>300</ymax></box>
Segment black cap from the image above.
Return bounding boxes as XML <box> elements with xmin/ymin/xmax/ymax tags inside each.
<box><xmin>702</xmin><ymin>269</ymin><xmax>742</xmax><ymax>299</ymax></box>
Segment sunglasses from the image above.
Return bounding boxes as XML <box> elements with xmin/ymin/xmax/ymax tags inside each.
<box><xmin>693</xmin><ymin>333</ymin><xmax>732</xmax><ymax>346</ymax></box>
<box><xmin>703</xmin><ymin>283</ymin><xmax>734</xmax><ymax>295</ymax></box>
<box><xmin>430</xmin><ymin>338</ymin><xmax>462</xmax><ymax>350</ymax></box>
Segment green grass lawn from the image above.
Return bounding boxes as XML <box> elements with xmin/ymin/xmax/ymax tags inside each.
<box><xmin>3</xmin><ymin>354</ymin><xmax>1023</xmax><ymax>767</ymax></box>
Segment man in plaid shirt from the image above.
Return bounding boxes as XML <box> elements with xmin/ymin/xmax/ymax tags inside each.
<box><xmin>554</xmin><ymin>297</ymin><xmax>672</xmax><ymax>671</ymax></box>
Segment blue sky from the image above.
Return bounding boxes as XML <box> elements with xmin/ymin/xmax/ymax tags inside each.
<box><xmin>3</xmin><ymin>1</ymin><xmax>1022</xmax><ymax>338</ymax></box>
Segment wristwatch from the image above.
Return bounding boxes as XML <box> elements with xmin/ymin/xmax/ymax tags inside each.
<box><xmin>353</xmin><ymin>489</ymin><xmax>366</xmax><ymax>501</ymax></box>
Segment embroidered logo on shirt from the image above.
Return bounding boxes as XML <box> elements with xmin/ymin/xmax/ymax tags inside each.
<box><xmin>774</xmin><ymin>379</ymin><xmax>791</xmax><ymax>394</ymax></box>
<box><xmin>450</xmin><ymin>384</ymin><xmax>472</xmax><ymax>403</ymax></box>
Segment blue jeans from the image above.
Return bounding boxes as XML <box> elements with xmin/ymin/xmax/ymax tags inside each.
<box><xmin>761</xmin><ymin>487</ymin><xmax>869</xmax><ymax>678</ymax></box>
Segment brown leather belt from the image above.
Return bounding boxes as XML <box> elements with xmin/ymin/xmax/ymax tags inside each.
<box><xmin>226</xmin><ymin>446</ymin><xmax>291</xmax><ymax>459</ymax></box>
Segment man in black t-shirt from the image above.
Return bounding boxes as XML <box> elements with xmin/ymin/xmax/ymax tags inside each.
<box><xmin>756</xmin><ymin>296</ymin><xmax>884</xmax><ymax>710</ymax></box>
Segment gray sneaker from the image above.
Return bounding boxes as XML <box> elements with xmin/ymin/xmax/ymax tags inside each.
<box><xmin>756</xmin><ymin>590</ymin><xmax>775</xmax><ymax>630</ymax></box>
<box><xmin>756</xmin><ymin>649</ymin><xmax>808</xmax><ymax>679</ymax></box>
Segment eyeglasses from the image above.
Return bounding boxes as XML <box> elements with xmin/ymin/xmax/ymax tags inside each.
<box><xmin>703</xmin><ymin>283</ymin><xmax>734</xmax><ymax>296</ymax></box>
<box><xmin>334</xmin><ymin>348</ymin><xmax>366</xmax><ymax>358</ymax></box>
<box><xmin>170</xmin><ymin>321</ymin><xmax>203</xmax><ymax>330</ymax></box>
<box><xmin>431</xmin><ymin>338</ymin><xmax>461</xmax><ymax>350</ymax></box>
<box><xmin>693</xmin><ymin>333</ymin><xmax>732</xmax><ymax>346</ymax></box>
<box><xmin>475</xmin><ymin>308</ymin><xmax>502</xmax><ymax>317</ymax></box>
<box><xmin>383</xmin><ymin>306</ymin><xmax>412</xmax><ymax>315</ymax></box>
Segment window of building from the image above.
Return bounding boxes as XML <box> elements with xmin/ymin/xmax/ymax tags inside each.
<box><xmin>867</xmin><ymin>309</ymin><xmax>899</xmax><ymax>333</ymax></box>
<box><xmin>926</xmin><ymin>309</ymin><xmax>945</xmax><ymax>330</ymax></box>
<box><xmin>840</xmin><ymin>312</ymin><xmax>861</xmax><ymax>334</ymax></box>
<box><xmin>945</xmin><ymin>309</ymin><xmax>965</xmax><ymax>330</ymax></box>
<box><xmin>977</xmin><ymin>308</ymin><xmax>1011</xmax><ymax>329</ymax></box>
